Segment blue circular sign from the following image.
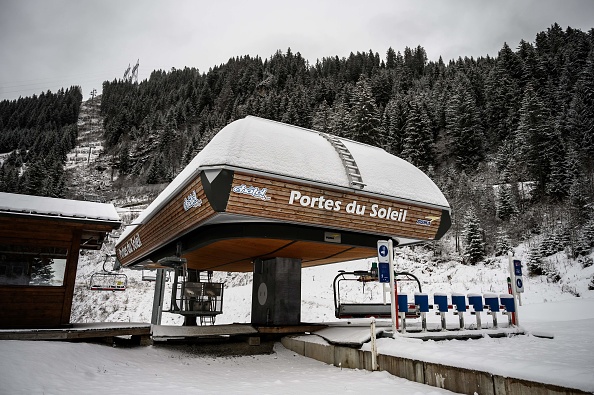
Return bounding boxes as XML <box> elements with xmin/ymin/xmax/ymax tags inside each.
<box><xmin>516</xmin><ymin>278</ymin><xmax>523</xmax><ymax>289</ymax></box>
<box><xmin>378</xmin><ymin>245</ymin><xmax>389</xmax><ymax>257</ymax></box>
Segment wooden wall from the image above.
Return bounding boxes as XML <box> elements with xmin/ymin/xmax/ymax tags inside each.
<box><xmin>227</xmin><ymin>173</ymin><xmax>444</xmax><ymax>241</ymax></box>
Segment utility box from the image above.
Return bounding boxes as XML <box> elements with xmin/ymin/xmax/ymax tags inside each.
<box><xmin>251</xmin><ymin>257</ymin><xmax>302</xmax><ymax>326</ymax></box>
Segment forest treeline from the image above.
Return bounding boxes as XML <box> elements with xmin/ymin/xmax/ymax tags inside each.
<box><xmin>0</xmin><ymin>87</ymin><xmax>82</xmax><ymax>197</ymax></box>
<box><xmin>2</xmin><ymin>23</ymin><xmax>594</xmax><ymax>273</ymax></box>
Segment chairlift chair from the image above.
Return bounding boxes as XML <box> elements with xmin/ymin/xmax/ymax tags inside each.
<box><xmin>333</xmin><ymin>268</ymin><xmax>422</xmax><ymax>319</ymax></box>
<box><xmin>89</xmin><ymin>254</ymin><xmax>128</xmax><ymax>291</ymax></box>
<box><xmin>168</xmin><ymin>262</ymin><xmax>224</xmax><ymax>325</ymax></box>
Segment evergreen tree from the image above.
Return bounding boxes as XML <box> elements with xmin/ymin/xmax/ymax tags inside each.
<box><xmin>19</xmin><ymin>158</ymin><xmax>46</xmax><ymax>196</ymax></box>
<box><xmin>546</xmin><ymin>132</ymin><xmax>569</xmax><ymax>200</ymax></box>
<box><xmin>494</xmin><ymin>227</ymin><xmax>513</xmax><ymax>256</ymax></box>
<box><xmin>119</xmin><ymin>143</ymin><xmax>131</xmax><ymax>175</ymax></box>
<box><xmin>146</xmin><ymin>155</ymin><xmax>167</xmax><ymax>184</ymax></box>
<box><xmin>540</xmin><ymin>232</ymin><xmax>563</xmax><ymax>257</ymax></box>
<box><xmin>312</xmin><ymin>100</ymin><xmax>332</xmax><ymax>133</ymax></box>
<box><xmin>386</xmin><ymin>47</ymin><xmax>397</xmax><ymax>69</ymax></box>
<box><xmin>462</xmin><ymin>209</ymin><xmax>485</xmax><ymax>265</ymax></box>
<box><xmin>348</xmin><ymin>77</ymin><xmax>382</xmax><ymax>146</ymax></box>
<box><xmin>401</xmin><ymin>99</ymin><xmax>433</xmax><ymax>171</ymax></box>
<box><xmin>383</xmin><ymin>95</ymin><xmax>408</xmax><ymax>155</ymax></box>
<box><xmin>567</xmin><ymin>50</ymin><xmax>594</xmax><ymax>159</ymax></box>
<box><xmin>496</xmin><ymin>184</ymin><xmax>517</xmax><ymax>220</ymax></box>
<box><xmin>526</xmin><ymin>245</ymin><xmax>545</xmax><ymax>275</ymax></box>
<box><xmin>329</xmin><ymin>100</ymin><xmax>351</xmax><ymax>139</ymax></box>
<box><xmin>514</xmin><ymin>84</ymin><xmax>554</xmax><ymax>196</ymax></box>
<box><xmin>445</xmin><ymin>76</ymin><xmax>484</xmax><ymax>170</ymax></box>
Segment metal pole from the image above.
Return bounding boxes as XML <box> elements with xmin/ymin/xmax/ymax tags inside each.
<box><xmin>388</xmin><ymin>239</ymin><xmax>397</xmax><ymax>337</ymax></box>
<box><xmin>508</xmin><ymin>253</ymin><xmax>520</xmax><ymax>326</ymax></box>
<box><xmin>370</xmin><ymin>317</ymin><xmax>377</xmax><ymax>371</ymax></box>
<box><xmin>151</xmin><ymin>269</ymin><xmax>166</xmax><ymax>325</ymax></box>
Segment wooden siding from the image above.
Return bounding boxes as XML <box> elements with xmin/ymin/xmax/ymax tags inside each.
<box><xmin>227</xmin><ymin>173</ymin><xmax>444</xmax><ymax>241</ymax></box>
<box><xmin>0</xmin><ymin>287</ymin><xmax>66</xmax><ymax>328</ymax></box>
<box><xmin>117</xmin><ymin>169</ymin><xmax>447</xmax><ymax>270</ymax></box>
<box><xmin>117</xmin><ymin>176</ymin><xmax>216</xmax><ymax>266</ymax></box>
<box><xmin>182</xmin><ymin>238</ymin><xmax>376</xmax><ymax>272</ymax></box>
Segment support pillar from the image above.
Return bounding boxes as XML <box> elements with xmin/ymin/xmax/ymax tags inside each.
<box><xmin>151</xmin><ymin>269</ymin><xmax>166</xmax><ymax>325</ymax></box>
<box><xmin>251</xmin><ymin>257</ymin><xmax>301</xmax><ymax>326</ymax></box>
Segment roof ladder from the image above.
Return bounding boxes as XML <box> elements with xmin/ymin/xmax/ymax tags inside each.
<box><xmin>319</xmin><ymin>133</ymin><xmax>366</xmax><ymax>189</ymax></box>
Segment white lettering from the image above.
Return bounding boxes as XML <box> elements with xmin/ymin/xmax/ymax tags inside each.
<box><xmin>118</xmin><ymin>234</ymin><xmax>142</xmax><ymax>259</ymax></box>
<box><xmin>300</xmin><ymin>195</ymin><xmax>311</xmax><ymax>206</ymax></box>
<box><xmin>286</xmin><ymin>190</ymin><xmax>408</xmax><ymax>222</ymax></box>
<box><xmin>370</xmin><ymin>204</ymin><xmax>407</xmax><ymax>222</ymax></box>
<box><xmin>289</xmin><ymin>190</ymin><xmax>301</xmax><ymax>205</ymax></box>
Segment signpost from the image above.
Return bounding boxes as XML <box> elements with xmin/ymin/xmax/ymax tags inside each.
<box><xmin>508</xmin><ymin>253</ymin><xmax>522</xmax><ymax>326</ymax></box>
<box><xmin>377</xmin><ymin>240</ymin><xmax>396</xmax><ymax>336</ymax></box>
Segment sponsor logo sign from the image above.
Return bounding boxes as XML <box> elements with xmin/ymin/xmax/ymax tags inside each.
<box><xmin>183</xmin><ymin>190</ymin><xmax>203</xmax><ymax>211</ymax></box>
<box><xmin>232</xmin><ymin>184</ymin><xmax>271</xmax><ymax>201</ymax></box>
<box><xmin>416</xmin><ymin>216</ymin><xmax>439</xmax><ymax>226</ymax></box>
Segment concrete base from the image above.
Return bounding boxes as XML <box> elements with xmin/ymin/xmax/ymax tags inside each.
<box><xmin>281</xmin><ymin>335</ymin><xmax>591</xmax><ymax>395</ymax></box>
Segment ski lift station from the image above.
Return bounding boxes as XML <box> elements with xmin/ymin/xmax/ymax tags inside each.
<box><xmin>115</xmin><ymin>116</ymin><xmax>452</xmax><ymax>327</ymax></box>
<box><xmin>0</xmin><ymin>193</ymin><xmax>121</xmax><ymax>328</ymax></box>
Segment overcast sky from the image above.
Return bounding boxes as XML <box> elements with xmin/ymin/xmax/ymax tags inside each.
<box><xmin>1</xmin><ymin>0</ymin><xmax>593</xmax><ymax>101</ymax></box>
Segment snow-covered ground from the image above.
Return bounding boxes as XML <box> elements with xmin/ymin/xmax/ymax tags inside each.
<box><xmin>0</xmin><ymin>341</ymin><xmax>459</xmax><ymax>395</ymax></box>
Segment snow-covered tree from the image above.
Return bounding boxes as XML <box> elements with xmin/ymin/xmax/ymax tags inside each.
<box><xmin>462</xmin><ymin>209</ymin><xmax>485</xmax><ymax>265</ymax></box>
<box><xmin>312</xmin><ymin>100</ymin><xmax>332</xmax><ymax>134</ymax></box>
<box><xmin>445</xmin><ymin>75</ymin><xmax>484</xmax><ymax>170</ymax></box>
<box><xmin>526</xmin><ymin>245</ymin><xmax>545</xmax><ymax>276</ymax></box>
<box><xmin>496</xmin><ymin>184</ymin><xmax>517</xmax><ymax>221</ymax></box>
<box><xmin>348</xmin><ymin>77</ymin><xmax>382</xmax><ymax>146</ymax></box>
<box><xmin>494</xmin><ymin>227</ymin><xmax>513</xmax><ymax>256</ymax></box>
<box><xmin>540</xmin><ymin>232</ymin><xmax>564</xmax><ymax>257</ymax></box>
<box><xmin>401</xmin><ymin>99</ymin><xmax>433</xmax><ymax>171</ymax></box>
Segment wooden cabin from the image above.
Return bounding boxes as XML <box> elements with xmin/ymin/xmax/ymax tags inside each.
<box><xmin>0</xmin><ymin>192</ymin><xmax>121</xmax><ymax>329</ymax></box>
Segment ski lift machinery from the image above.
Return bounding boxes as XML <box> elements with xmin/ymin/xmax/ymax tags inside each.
<box><xmin>160</xmin><ymin>256</ymin><xmax>224</xmax><ymax>325</ymax></box>
<box><xmin>333</xmin><ymin>262</ymin><xmax>422</xmax><ymax>319</ymax></box>
<box><xmin>90</xmin><ymin>254</ymin><xmax>128</xmax><ymax>291</ymax></box>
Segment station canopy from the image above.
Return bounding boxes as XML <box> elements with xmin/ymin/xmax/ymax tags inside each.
<box><xmin>115</xmin><ymin>116</ymin><xmax>451</xmax><ymax>272</ymax></box>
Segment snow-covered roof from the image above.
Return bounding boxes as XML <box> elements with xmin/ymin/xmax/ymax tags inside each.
<box><xmin>118</xmin><ymin>116</ymin><xmax>449</xmax><ymax>242</ymax></box>
<box><xmin>0</xmin><ymin>192</ymin><xmax>120</xmax><ymax>223</ymax></box>
<box><xmin>197</xmin><ymin>116</ymin><xmax>448</xmax><ymax>206</ymax></box>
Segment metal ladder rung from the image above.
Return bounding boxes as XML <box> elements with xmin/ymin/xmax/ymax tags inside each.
<box><xmin>319</xmin><ymin>132</ymin><xmax>365</xmax><ymax>189</ymax></box>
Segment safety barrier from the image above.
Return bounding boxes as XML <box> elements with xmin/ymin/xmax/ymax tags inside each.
<box><xmin>397</xmin><ymin>292</ymin><xmax>517</xmax><ymax>332</ymax></box>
